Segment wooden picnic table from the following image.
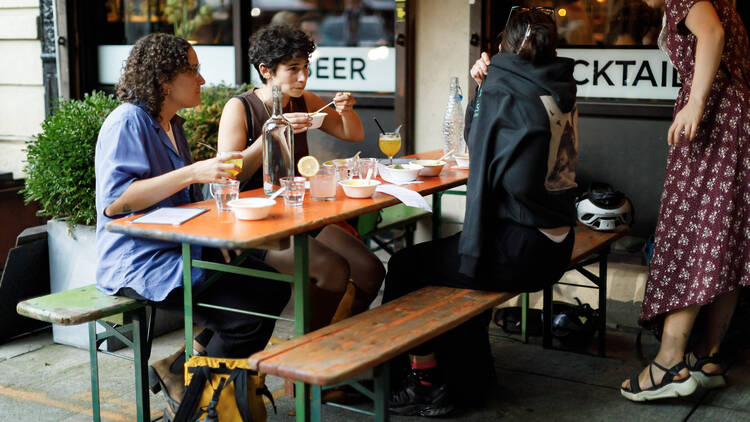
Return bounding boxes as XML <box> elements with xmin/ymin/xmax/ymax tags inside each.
<box><xmin>106</xmin><ymin>149</ymin><xmax>467</xmax><ymax>421</ymax></box>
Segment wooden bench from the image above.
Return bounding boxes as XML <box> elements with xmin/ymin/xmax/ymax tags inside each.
<box><xmin>249</xmin><ymin>286</ymin><xmax>517</xmax><ymax>422</ymax></box>
<box><xmin>16</xmin><ymin>284</ymin><xmax>155</xmax><ymax>422</ymax></box>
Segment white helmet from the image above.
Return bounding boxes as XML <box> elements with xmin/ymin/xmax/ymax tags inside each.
<box><xmin>575</xmin><ymin>183</ymin><xmax>633</xmax><ymax>231</ymax></box>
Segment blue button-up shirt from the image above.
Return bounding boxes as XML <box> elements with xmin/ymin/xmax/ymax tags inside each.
<box><xmin>95</xmin><ymin>103</ymin><xmax>204</xmax><ymax>301</ymax></box>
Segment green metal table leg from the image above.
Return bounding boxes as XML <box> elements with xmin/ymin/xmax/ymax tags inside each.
<box><xmin>183</xmin><ymin>243</ymin><xmax>194</xmax><ymax>362</ymax></box>
<box><xmin>132</xmin><ymin>308</ymin><xmax>150</xmax><ymax>421</ymax></box>
<box><xmin>293</xmin><ymin>234</ymin><xmax>311</xmax><ymax>422</ymax></box>
<box><xmin>373</xmin><ymin>362</ymin><xmax>391</xmax><ymax>422</ymax></box>
<box><xmin>432</xmin><ymin>192</ymin><xmax>443</xmax><ymax>240</ymax></box>
<box><xmin>521</xmin><ymin>292</ymin><xmax>529</xmax><ymax>343</ymax></box>
<box><xmin>311</xmin><ymin>385</ymin><xmax>322</xmax><ymax>422</ymax></box>
<box><xmin>88</xmin><ymin>321</ymin><xmax>101</xmax><ymax>422</ymax></box>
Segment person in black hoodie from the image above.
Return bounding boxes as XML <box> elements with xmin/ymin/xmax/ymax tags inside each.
<box><xmin>382</xmin><ymin>8</ymin><xmax>578</xmax><ymax>417</ymax></box>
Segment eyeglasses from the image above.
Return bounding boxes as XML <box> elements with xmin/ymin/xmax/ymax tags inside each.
<box><xmin>503</xmin><ymin>6</ymin><xmax>555</xmax><ymax>32</ymax></box>
<box><xmin>186</xmin><ymin>63</ymin><xmax>201</xmax><ymax>76</ymax></box>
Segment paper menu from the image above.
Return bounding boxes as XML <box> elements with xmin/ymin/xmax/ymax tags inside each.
<box><xmin>129</xmin><ymin>207</ymin><xmax>208</xmax><ymax>225</ymax></box>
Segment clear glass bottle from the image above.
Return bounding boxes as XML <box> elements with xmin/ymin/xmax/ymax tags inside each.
<box><xmin>262</xmin><ymin>85</ymin><xmax>294</xmax><ymax>195</ymax></box>
<box><xmin>441</xmin><ymin>76</ymin><xmax>467</xmax><ymax>159</ymax></box>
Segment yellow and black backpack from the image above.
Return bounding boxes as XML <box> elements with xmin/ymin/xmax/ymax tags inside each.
<box><xmin>174</xmin><ymin>356</ymin><xmax>274</xmax><ymax>422</ymax></box>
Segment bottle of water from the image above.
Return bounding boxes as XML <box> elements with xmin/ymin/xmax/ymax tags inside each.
<box><xmin>262</xmin><ymin>85</ymin><xmax>294</xmax><ymax>195</ymax></box>
<box><xmin>441</xmin><ymin>77</ymin><xmax>467</xmax><ymax>160</ymax></box>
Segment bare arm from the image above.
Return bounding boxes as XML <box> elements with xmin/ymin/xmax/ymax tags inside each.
<box><xmin>668</xmin><ymin>2</ymin><xmax>724</xmax><ymax>146</ymax></box>
<box><xmin>305</xmin><ymin>91</ymin><xmax>364</xmax><ymax>142</ymax></box>
<box><xmin>217</xmin><ymin>97</ymin><xmax>263</xmax><ymax>181</ymax></box>
<box><xmin>104</xmin><ymin>155</ymin><xmax>240</xmax><ymax>217</ymax></box>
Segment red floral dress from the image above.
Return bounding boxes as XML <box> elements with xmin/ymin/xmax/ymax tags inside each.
<box><xmin>640</xmin><ymin>0</ymin><xmax>750</xmax><ymax>326</ymax></box>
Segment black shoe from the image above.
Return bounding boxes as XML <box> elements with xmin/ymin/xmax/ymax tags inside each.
<box><xmin>389</xmin><ymin>370</ymin><xmax>454</xmax><ymax>417</ymax></box>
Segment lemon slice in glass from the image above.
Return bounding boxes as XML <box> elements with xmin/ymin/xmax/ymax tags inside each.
<box><xmin>297</xmin><ymin>155</ymin><xmax>320</xmax><ymax>177</ymax></box>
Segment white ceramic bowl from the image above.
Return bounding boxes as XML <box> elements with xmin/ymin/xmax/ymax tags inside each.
<box><xmin>309</xmin><ymin>112</ymin><xmax>327</xmax><ymax>130</ymax></box>
<box><xmin>339</xmin><ymin>179</ymin><xmax>381</xmax><ymax>198</ymax></box>
<box><xmin>454</xmin><ymin>154</ymin><xmax>470</xmax><ymax>169</ymax></box>
<box><xmin>228</xmin><ymin>198</ymin><xmax>276</xmax><ymax>220</ymax></box>
<box><xmin>410</xmin><ymin>160</ymin><xmax>446</xmax><ymax>177</ymax></box>
<box><xmin>380</xmin><ymin>163</ymin><xmax>423</xmax><ymax>183</ymax></box>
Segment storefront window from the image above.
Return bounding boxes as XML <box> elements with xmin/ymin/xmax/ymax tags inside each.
<box><xmin>517</xmin><ymin>0</ymin><xmax>672</xmax><ymax>101</ymax></box>
<box><xmin>249</xmin><ymin>0</ymin><xmax>396</xmax><ymax>93</ymax></box>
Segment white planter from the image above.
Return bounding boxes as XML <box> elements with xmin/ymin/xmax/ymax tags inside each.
<box><xmin>47</xmin><ymin>219</ymin><xmax>183</xmax><ymax>350</ymax></box>
<box><xmin>47</xmin><ymin>219</ymin><xmax>98</xmax><ymax>348</ymax></box>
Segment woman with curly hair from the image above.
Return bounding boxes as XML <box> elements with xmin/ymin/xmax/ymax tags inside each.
<box><xmin>218</xmin><ymin>24</ymin><xmax>384</xmax><ymax>335</ymax></box>
<box><xmin>95</xmin><ymin>33</ymin><xmax>290</xmax><ymax>416</ymax></box>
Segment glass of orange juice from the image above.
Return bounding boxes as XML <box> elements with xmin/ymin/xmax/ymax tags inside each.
<box><xmin>218</xmin><ymin>151</ymin><xmax>243</xmax><ymax>177</ymax></box>
<box><xmin>379</xmin><ymin>132</ymin><xmax>401</xmax><ymax>166</ymax></box>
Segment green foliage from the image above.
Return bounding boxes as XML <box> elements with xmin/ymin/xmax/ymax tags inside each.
<box><xmin>164</xmin><ymin>0</ymin><xmax>214</xmax><ymax>39</ymax></box>
<box><xmin>22</xmin><ymin>91</ymin><xmax>119</xmax><ymax>227</ymax></box>
<box><xmin>182</xmin><ymin>83</ymin><xmax>251</xmax><ymax>161</ymax></box>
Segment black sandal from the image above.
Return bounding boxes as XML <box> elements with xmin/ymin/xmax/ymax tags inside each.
<box><xmin>620</xmin><ymin>361</ymin><xmax>698</xmax><ymax>402</ymax></box>
<box><xmin>684</xmin><ymin>352</ymin><xmax>727</xmax><ymax>389</ymax></box>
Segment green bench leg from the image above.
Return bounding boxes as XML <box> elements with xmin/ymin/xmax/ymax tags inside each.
<box><xmin>88</xmin><ymin>321</ymin><xmax>101</xmax><ymax>422</ymax></box>
<box><xmin>311</xmin><ymin>385</ymin><xmax>322</xmax><ymax>422</ymax></box>
<box><xmin>373</xmin><ymin>362</ymin><xmax>391</xmax><ymax>422</ymax></box>
<box><xmin>521</xmin><ymin>292</ymin><xmax>529</xmax><ymax>344</ymax></box>
<box><xmin>132</xmin><ymin>308</ymin><xmax>150</xmax><ymax>421</ymax></box>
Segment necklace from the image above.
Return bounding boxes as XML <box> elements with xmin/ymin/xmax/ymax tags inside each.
<box><xmin>257</xmin><ymin>89</ymin><xmax>273</xmax><ymax>118</ymax></box>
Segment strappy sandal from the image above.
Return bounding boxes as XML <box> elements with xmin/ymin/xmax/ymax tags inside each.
<box><xmin>684</xmin><ymin>352</ymin><xmax>727</xmax><ymax>389</ymax></box>
<box><xmin>620</xmin><ymin>361</ymin><xmax>698</xmax><ymax>402</ymax></box>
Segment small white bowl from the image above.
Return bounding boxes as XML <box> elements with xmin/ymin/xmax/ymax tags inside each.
<box><xmin>309</xmin><ymin>112</ymin><xmax>327</xmax><ymax>130</ymax></box>
<box><xmin>339</xmin><ymin>179</ymin><xmax>381</xmax><ymax>198</ymax></box>
<box><xmin>454</xmin><ymin>154</ymin><xmax>470</xmax><ymax>169</ymax></box>
<box><xmin>380</xmin><ymin>163</ymin><xmax>423</xmax><ymax>183</ymax></box>
<box><xmin>410</xmin><ymin>160</ymin><xmax>446</xmax><ymax>177</ymax></box>
<box><xmin>228</xmin><ymin>198</ymin><xmax>276</xmax><ymax>220</ymax></box>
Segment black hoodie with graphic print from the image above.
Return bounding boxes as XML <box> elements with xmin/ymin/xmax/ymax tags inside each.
<box><xmin>459</xmin><ymin>53</ymin><xmax>579</xmax><ymax>278</ymax></box>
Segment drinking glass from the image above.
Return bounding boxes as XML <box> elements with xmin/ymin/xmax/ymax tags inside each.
<box><xmin>217</xmin><ymin>151</ymin><xmax>243</xmax><ymax>177</ymax></box>
<box><xmin>209</xmin><ymin>179</ymin><xmax>240</xmax><ymax>211</ymax></box>
<box><xmin>379</xmin><ymin>132</ymin><xmax>401</xmax><ymax>166</ymax></box>
<box><xmin>358</xmin><ymin>158</ymin><xmax>378</xmax><ymax>179</ymax></box>
<box><xmin>310</xmin><ymin>165</ymin><xmax>337</xmax><ymax>201</ymax></box>
<box><xmin>333</xmin><ymin>158</ymin><xmax>356</xmax><ymax>181</ymax></box>
<box><xmin>280</xmin><ymin>176</ymin><xmax>306</xmax><ymax>207</ymax></box>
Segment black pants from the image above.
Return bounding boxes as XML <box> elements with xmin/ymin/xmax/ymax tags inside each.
<box><xmin>383</xmin><ymin>222</ymin><xmax>573</xmax><ymax>404</ymax></box>
<box><xmin>120</xmin><ymin>247</ymin><xmax>291</xmax><ymax>359</ymax></box>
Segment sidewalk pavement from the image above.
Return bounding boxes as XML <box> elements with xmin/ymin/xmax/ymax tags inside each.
<box><xmin>1</xmin><ymin>309</ymin><xmax>748</xmax><ymax>422</ymax></box>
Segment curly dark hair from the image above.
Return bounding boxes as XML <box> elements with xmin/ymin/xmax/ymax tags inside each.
<box><xmin>116</xmin><ymin>33</ymin><xmax>192</xmax><ymax>121</ymax></box>
<box><xmin>500</xmin><ymin>10</ymin><xmax>558</xmax><ymax>65</ymax></box>
<box><xmin>248</xmin><ymin>24</ymin><xmax>316</xmax><ymax>84</ymax></box>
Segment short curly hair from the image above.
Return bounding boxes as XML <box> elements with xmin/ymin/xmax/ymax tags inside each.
<box><xmin>248</xmin><ymin>24</ymin><xmax>316</xmax><ymax>84</ymax></box>
<box><xmin>116</xmin><ymin>33</ymin><xmax>192</xmax><ymax>121</ymax></box>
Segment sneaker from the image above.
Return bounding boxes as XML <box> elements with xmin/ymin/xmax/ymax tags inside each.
<box><xmin>389</xmin><ymin>370</ymin><xmax>454</xmax><ymax>417</ymax></box>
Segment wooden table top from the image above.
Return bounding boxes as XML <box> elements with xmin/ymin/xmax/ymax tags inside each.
<box><xmin>106</xmin><ymin>150</ymin><xmax>468</xmax><ymax>249</ymax></box>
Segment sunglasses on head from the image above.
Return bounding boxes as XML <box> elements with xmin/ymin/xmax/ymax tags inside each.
<box><xmin>503</xmin><ymin>6</ymin><xmax>555</xmax><ymax>31</ymax></box>
<box><xmin>497</xmin><ymin>6</ymin><xmax>555</xmax><ymax>46</ymax></box>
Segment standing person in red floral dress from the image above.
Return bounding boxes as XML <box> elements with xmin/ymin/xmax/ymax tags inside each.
<box><xmin>621</xmin><ymin>0</ymin><xmax>750</xmax><ymax>402</ymax></box>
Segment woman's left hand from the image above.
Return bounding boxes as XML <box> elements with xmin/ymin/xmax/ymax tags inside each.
<box><xmin>333</xmin><ymin>92</ymin><xmax>355</xmax><ymax>114</ymax></box>
<box><xmin>668</xmin><ymin>99</ymin><xmax>704</xmax><ymax>146</ymax></box>
<box><xmin>283</xmin><ymin>112</ymin><xmax>313</xmax><ymax>133</ymax></box>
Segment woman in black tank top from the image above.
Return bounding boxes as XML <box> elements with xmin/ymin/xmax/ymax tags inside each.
<box><xmin>217</xmin><ymin>24</ymin><xmax>383</xmax><ymax>335</ymax></box>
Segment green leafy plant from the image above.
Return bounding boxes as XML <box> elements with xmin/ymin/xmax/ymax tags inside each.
<box><xmin>164</xmin><ymin>0</ymin><xmax>213</xmax><ymax>39</ymax></box>
<box><xmin>22</xmin><ymin>91</ymin><xmax>120</xmax><ymax>227</ymax></box>
<box><xmin>182</xmin><ymin>83</ymin><xmax>251</xmax><ymax>161</ymax></box>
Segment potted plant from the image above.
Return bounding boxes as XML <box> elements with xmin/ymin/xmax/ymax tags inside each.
<box><xmin>22</xmin><ymin>91</ymin><xmax>119</xmax><ymax>348</ymax></box>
